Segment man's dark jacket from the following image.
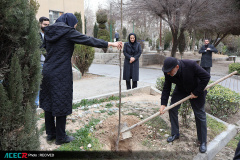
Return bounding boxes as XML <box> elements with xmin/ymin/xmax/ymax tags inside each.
<box><xmin>40</xmin><ymin>22</ymin><xmax>108</xmax><ymax>116</ymax></box>
<box><xmin>161</xmin><ymin>60</ymin><xmax>210</xmax><ymax>106</ymax></box>
<box><xmin>199</xmin><ymin>44</ymin><xmax>218</xmax><ymax>67</ymax></box>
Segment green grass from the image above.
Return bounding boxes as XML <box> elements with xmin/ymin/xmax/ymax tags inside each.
<box><xmin>38</xmin><ymin>112</ymin><xmax>45</xmax><ymax>119</ymax></box>
<box><xmin>146</xmin><ymin>116</ymin><xmax>169</xmax><ymax>130</ymax></box>
<box><xmin>116</xmin><ymin>103</ymin><xmax>124</xmax><ymax>107</ymax></box>
<box><xmin>207</xmin><ymin>115</ymin><xmax>227</xmax><ymax>139</ymax></box>
<box><xmin>108</xmin><ymin>111</ymin><xmax>116</xmax><ymax>116</ymax></box>
<box><xmin>127</xmin><ymin>112</ymin><xmax>139</xmax><ymax>117</ymax></box>
<box><xmin>39</xmin><ymin>123</ymin><xmax>45</xmax><ymax>135</ymax></box>
<box><xmin>227</xmin><ymin>132</ymin><xmax>240</xmax><ymax>150</ymax></box>
<box><xmin>72</xmin><ymin>96</ymin><xmax>119</xmax><ymax>109</ymax></box>
<box><xmin>146</xmin><ymin>116</ymin><xmax>170</xmax><ymax>138</ymax></box>
<box><xmin>99</xmin><ymin>110</ymin><xmax>107</xmax><ymax>113</ymax></box>
<box><xmin>105</xmin><ymin>103</ymin><xmax>113</xmax><ymax>108</ymax></box>
<box><xmin>56</xmin><ymin>118</ymin><xmax>101</xmax><ymax>151</ymax></box>
<box><xmin>142</xmin><ymin>139</ymin><xmax>153</xmax><ymax>149</ymax></box>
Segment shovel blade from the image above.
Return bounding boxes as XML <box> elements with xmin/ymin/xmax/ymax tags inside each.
<box><xmin>121</xmin><ymin>122</ymin><xmax>132</xmax><ymax>140</ymax></box>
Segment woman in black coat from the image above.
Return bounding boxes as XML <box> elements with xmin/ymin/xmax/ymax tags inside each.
<box><xmin>123</xmin><ymin>33</ymin><xmax>142</xmax><ymax>89</ymax></box>
<box><xmin>40</xmin><ymin>13</ymin><xmax>122</xmax><ymax>145</ymax></box>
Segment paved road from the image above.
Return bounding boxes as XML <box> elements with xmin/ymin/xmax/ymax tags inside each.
<box><xmin>88</xmin><ymin>63</ymin><xmax>240</xmax><ymax>93</ymax></box>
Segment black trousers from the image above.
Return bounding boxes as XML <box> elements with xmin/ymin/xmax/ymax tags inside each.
<box><xmin>202</xmin><ymin>67</ymin><xmax>211</xmax><ymax>74</ymax></box>
<box><xmin>169</xmin><ymin>89</ymin><xmax>207</xmax><ymax>143</ymax></box>
<box><xmin>126</xmin><ymin>80</ymin><xmax>137</xmax><ymax>90</ymax></box>
<box><xmin>234</xmin><ymin>141</ymin><xmax>240</xmax><ymax>160</ymax></box>
<box><xmin>45</xmin><ymin>111</ymin><xmax>66</xmax><ymax>140</ymax></box>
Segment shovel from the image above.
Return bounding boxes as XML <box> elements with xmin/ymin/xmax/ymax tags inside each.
<box><xmin>121</xmin><ymin>71</ymin><xmax>238</xmax><ymax>138</ymax></box>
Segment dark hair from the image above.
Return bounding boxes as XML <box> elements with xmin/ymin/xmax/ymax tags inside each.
<box><xmin>204</xmin><ymin>39</ymin><xmax>209</xmax><ymax>41</ymax></box>
<box><xmin>39</xmin><ymin>17</ymin><xmax>49</xmax><ymax>23</ymax></box>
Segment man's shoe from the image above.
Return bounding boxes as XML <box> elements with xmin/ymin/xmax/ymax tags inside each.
<box><xmin>55</xmin><ymin>135</ymin><xmax>75</xmax><ymax>145</ymax></box>
<box><xmin>167</xmin><ymin>134</ymin><xmax>179</xmax><ymax>142</ymax></box>
<box><xmin>199</xmin><ymin>142</ymin><xmax>207</xmax><ymax>153</ymax></box>
<box><xmin>46</xmin><ymin>135</ymin><xmax>56</xmax><ymax>141</ymax></box>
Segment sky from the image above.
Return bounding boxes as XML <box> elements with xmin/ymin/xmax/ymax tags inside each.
<box><xmin>84</xmin><ymin>0</ymin><xmax>110</xmax><ymax>13</ymax></box>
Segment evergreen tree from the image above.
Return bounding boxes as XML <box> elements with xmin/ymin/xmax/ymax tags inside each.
<box><xmin>0</xmin><ymin>0</ymin><xmax>41</xmax><ymax>150</ymax></box>
<box><xmin>122</xmin><ymin>27</ymin><xmax>127</xmax><ymax>40</ymax></box>
<box><xmin>74</xmin><ymin>12</ymin><xmax>82</xmax><ymax>33</ymax></box>
<box><xmin>73</xmin><ymin>12</ymin><xmax>95</xmax><ymax>76</ymax></box>
<box><xmin>93</xmin><ymin>22</ymin><xmax>99</xmax><ymax>38</ymax></box>
<box><xmin>85</xmin><ymin>16</ymin><xmax>87</xmax><ymax>34</ymax></box>
<box><xmin>96</xmin><ymin>9</ymin><xmax>110</xmax><ymax>53</ymax></box>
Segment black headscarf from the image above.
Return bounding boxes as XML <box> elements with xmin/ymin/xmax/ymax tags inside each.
<box><xmin>128</xmin><ymin>33</ymin><xmax>137</xmax><ymax>54</ymax></box>
<box><xmin>56</xmin><ymin>13</ymin><xmax>78</xmax><ymax>28</ymax></box>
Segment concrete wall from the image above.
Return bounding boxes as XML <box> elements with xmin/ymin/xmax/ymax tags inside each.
<box><xmin>93</xmin><ymin>52</ymin><xmax>165</xmax><ymax>67</ymax></box>
<box><xmin>36</xmin><ymin>0</ymin><xmax>49</xmax><ymax>20</ymax></box>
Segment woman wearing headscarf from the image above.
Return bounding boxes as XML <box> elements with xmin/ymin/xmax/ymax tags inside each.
<box><xmin>123</xmin><ymin>33</ymin><xmax>142</xmax><ymax>89</ymax></box>
<box><xmin>40</xmin><ymin>13</ymin><xmax>122</xmax><ymax>145</ymax></box>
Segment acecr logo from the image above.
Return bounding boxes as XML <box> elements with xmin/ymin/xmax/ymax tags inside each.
<box><xmin>4</xmin><ymin>153</ymin><xmax>27</xmax><ymax>158</ymax></box>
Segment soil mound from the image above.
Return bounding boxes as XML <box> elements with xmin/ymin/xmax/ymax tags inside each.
<box><xmin>95</xmin><ymin>115</ymin><xmax>149</xmax><ymax>151</ymax></box>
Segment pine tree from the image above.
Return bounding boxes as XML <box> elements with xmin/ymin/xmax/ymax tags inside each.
<box><xmin>73</xmin><ymin>12</ymin><xmax>95</xmax><ymax>76</ymax></box>
<box><xmin>0</xmin><ymin>0</ymin><xmax>41</xmax><ymax>150</ymax></box>
<box><xmin>74</xmin><ymin>12</ymin><xmax>83</xmax><ymax>33</ymax></box>
<box><xmin>93</xmin><ymin>22</ymin><xmax>99</xmax><ymax>38</ymax></box>
<box><xmin>85</xmin><ymin>16</ymin><xmax>87</xmax><ymax>34</ymax></box>
<box><xmin>122</xmin><ymin>27</ymin><xmax>127</xmax><ymax>40</ymax></box>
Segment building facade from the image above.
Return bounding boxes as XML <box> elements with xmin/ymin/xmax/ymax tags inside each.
<box><xmin>36</xmin><ymin>0</ymin><xmax>85</xmax><ymax>33</ymax></box>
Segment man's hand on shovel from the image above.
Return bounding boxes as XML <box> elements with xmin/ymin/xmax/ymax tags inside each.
<box><xmin>159</xmin><ymin>92</ymin><xmax>197</xmax><ymax>115</ymax></box>
<box><xmin>190</xmin><ymin>92</ymin><xmax>198</xmax><ymax>99</ymax></box>
<box><xmin>160</xmin><ymin>105</ymin><xmax>166</xmax><ymax>115</ymax></box>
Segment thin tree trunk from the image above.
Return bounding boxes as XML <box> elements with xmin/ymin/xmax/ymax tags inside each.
<box><xmin>191</xmin><ymin>30</ymin><xmax>196</xmax><ymax>54</ymax></box>
<box><xmin>116</xmin><ymin>0</ymin><xmax>123</xmax><ymax>151</ymax></box>
<box><xmin>171</xmin><ymin>33</ymin><xmax>178</xmax><ymax>57</ymax></box>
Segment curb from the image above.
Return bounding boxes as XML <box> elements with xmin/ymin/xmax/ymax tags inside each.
<box><xmin>193</xmin><ymin>113</ymin><xmax>237</xmax><ymax>160</ymax></box>
<box><xmin>37</xmin><ymin>86</ymin><xmax>159</xmax><ymax>114</ymax></box>
<box><xmin>73</xmin><ymin>85</ymin><xmax>157</xmax><ymax>104</ymax></box>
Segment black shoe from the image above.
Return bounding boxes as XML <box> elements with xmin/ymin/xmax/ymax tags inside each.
<box><xmin>55</xmin><ymin>135</ymin><xmax>75</xmax><ymax>145</ymax></box>
<box><xmin>46</xmin><ymin>135</ymin><xmax>56</xmax><ymax>141</ymax></box>
<box><xmin>199</xmin><ymin>142</ymin><xmax>207</xmax><ymax>153</ymax></box>
<box><xmin>167</xmin><ymin>134</ymin><xmax>179</xmax><ymax>142</ymax></box>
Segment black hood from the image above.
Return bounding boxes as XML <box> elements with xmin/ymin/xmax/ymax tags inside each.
<box><xmin>43</xmin><ymin>22</ymin><xmax>73</xmax><ymax>42</ymax></box>
<box><xmin>128</xmin><ymin>33</ymin><xmax>137</xmax><ymax>44</ymax></box>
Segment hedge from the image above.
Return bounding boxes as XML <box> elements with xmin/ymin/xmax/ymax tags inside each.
<box><xmin>156</xmin><ymin>77</ymin><xmax>240</xmax><ymax>121</ymax></box>
<box><xmin>206</xmin><ymin>82</ymin><xmax>240</xmax><ymax>118</ymax></box>
<box><xmin>229</xmin><ymin>63</ymin><xmax>240</xmax><ymax>75</ymax></box>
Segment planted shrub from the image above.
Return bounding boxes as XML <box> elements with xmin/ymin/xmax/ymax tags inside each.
<box><xmin>156</xmin><ymin>77</ymin><xmax>175</xmax><ymax>95</ymax></box>
<box><xmin>206</xmin><ymin>83</ymin><xmax>240</xmax><ymax>118</ymax></box>
<box><xmin>73</xmin><ymin>12</ymin><xmax>95</xmax><ymax>76</ymax></box>
<box><xmin>229</xmin><ymin>63</ymin><xmax>240</xmax><ymax>75</ymax></box>
<box><xmin>73</xmin><ymin>45</ymin><xmax>95</xmax><ymax>76</ymax></box>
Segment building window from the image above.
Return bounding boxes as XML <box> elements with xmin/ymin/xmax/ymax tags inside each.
<box><xmin>49</xmin><ymin>10</ymin><xmax>64</xmax><ymax>24</ymax></box>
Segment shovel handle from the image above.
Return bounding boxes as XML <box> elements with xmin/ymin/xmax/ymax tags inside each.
<box><xmin>121</xmin><ymin>71</ymin><xmax>238</xmax><ymax>133</ymax></box>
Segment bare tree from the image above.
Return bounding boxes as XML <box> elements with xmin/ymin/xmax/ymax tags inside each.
<box><xmin>84</xmin><ymin>7</ymin><xmax>95</xmax><ymax>36</ymax></box>
<box><xmin>125</xmin><ymin>0</ymin><xmax>240</xmax><ymax>57</ymax></box>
